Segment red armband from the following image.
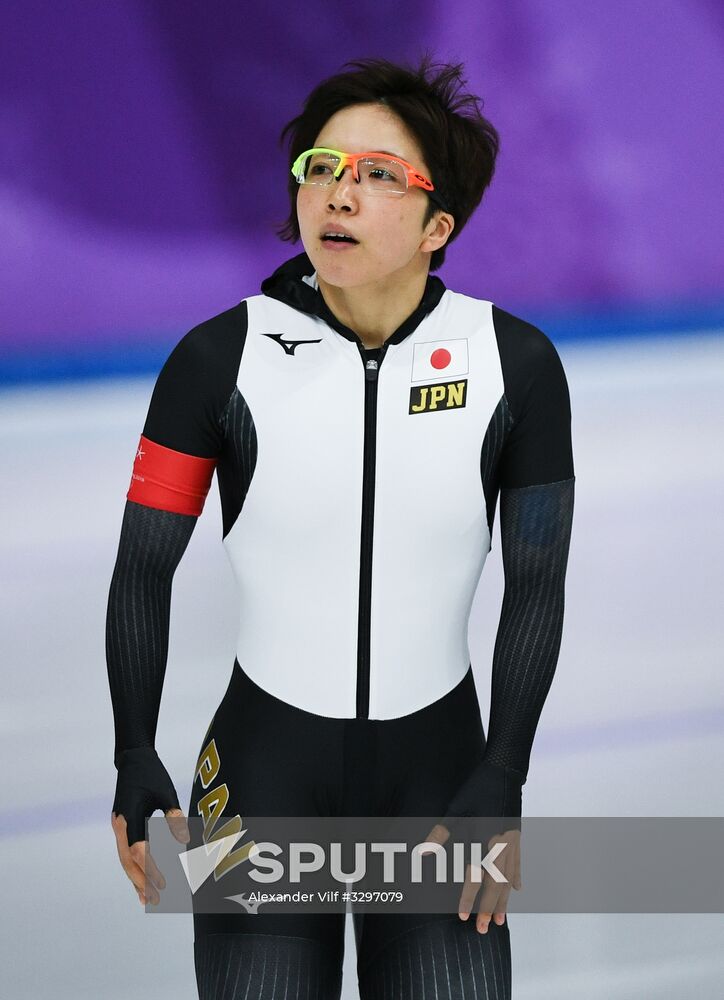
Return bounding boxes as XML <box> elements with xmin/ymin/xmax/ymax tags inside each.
<box><xmin>126</xmin><ymin>435</ymin><xmax>216</xmax><ymax>516</ymax></box>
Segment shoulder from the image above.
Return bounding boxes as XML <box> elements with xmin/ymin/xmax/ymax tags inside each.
<box><xmin>492</xmin><ymin>304</ymin><xmax>562</xmax><ymax>371</ymax></box>
<box><xmin>487</xmin><ymin>306</ymin><xmax>574</xmax><ymax>487</ymax></box>
<box><xmin>165</xmin><ymin>301</ymin><xmax>249</xmax><ymax>375</ymax></box>
<box><xmin>143</xmin><ymin>301</ymin><xmax>250</xmax><ymax>455</ymax></box>
<box><xmin>490</xmin><ymin>304</ymin><xmax>569</xmax><ymax>422</ymax></box>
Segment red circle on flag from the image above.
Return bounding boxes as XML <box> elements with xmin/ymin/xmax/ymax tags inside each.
<box><xmin>430</xmin><ymin>348</ymin><xmax>451</xmax><ymax>370</ymax></box>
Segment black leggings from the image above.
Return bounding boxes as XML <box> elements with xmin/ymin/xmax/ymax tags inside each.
<box><xmin>189</xmin><ymin>660</ymin><xmax>512</xmax><ymax>999</ymax></box>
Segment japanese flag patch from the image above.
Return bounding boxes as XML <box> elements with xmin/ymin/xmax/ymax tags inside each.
<box><xmin>411</xmin><ymin>339</ymin><xmax>469</xmax><ymax>383</ymax></box>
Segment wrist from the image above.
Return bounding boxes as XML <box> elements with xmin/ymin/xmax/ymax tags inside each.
<box><xmin>444</xmin><ymin>760</ymin><xmax>525</xmax><ymax>822</ymax></box>
<box><xmin>114</xmin><ymin>745</ymin><xmax>158</xmax><ymax>770</ymax></box>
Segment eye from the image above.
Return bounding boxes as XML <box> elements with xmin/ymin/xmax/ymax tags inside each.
<box><xmin>309</xmin><ymin>163</ymin><xmax>333</xmax><ymax>176</ymax></box>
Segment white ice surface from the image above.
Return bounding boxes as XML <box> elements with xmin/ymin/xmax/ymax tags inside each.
<box><xmin>1</xmin><ymin>330</ymin><xmax>722</xmax><ymax>998</ymax></box>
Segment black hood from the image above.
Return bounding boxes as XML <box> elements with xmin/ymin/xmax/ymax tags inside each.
<box><xmin>260</xmin><ymin>251</ymin><xmax>447</xmax><ymax>346</ymax></box>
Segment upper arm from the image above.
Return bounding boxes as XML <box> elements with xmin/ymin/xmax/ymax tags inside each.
<box><xmin>126</xmin><ymin>302</ymin><xmax>248</xmax><ymax>517</ymax></box>
<box><xmin>493</xmin><ymin>305</ymin><xmax>574</xmax><ymax>490</ymax></box>
<box><xmin>492</xmin><ymin>306</ymin><xmax>575</xmax><ymax>579</ymax></box>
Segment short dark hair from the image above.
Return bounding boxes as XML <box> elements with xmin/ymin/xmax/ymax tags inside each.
<box><xmin>276</xmin><ymin>54</ymin><xmax>500</xmax><ymax>272</ymax></box>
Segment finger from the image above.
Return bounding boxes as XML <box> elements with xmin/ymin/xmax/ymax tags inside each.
<box><xmin>458</xmin><ymin>861</ymin><xmax>483</xmax><ymax>919</ymax></box>
<box><xmin>111</xmin><ymin>811</ymin><xmax>128</xmax><ymax>849</ymax></box>
<box><xmin>111</xmin><ymin>817</ymin><xmax>153</xmax><ymax>901</ymax></box>
<box><xmin>476</xmin><ymin>878</ymin><xmax>503</xmax><ymax>931</ymax></box>
<box><xmin>488</xmin><ymin>833</ymin><xmax>518</xmax><ymax>893</ymax></box>
<box><xmin>122</xmin><ymin>854</ymin><xmax>152</xmax><ymax>901</ymax></box>
<box><xmin>143</xmin><ymin>879</ymin><xmax>160</xmax><ymax>906</ymax></box>
<box><xmin>420</xmin><ymin>824</ymin><xmax>450</xmax><ymax>853</ymax></box>
<box><xmin>129</xmin><ymin>837</ymin><xmax>148</xmax><ymax>868</ymax></box>
<box><xmin>129</xmin><ymin>839</ymin><xmax>166</xmax><ymax>904</ymax></box>
<box><xmin>496</xmin><ymin>840</ymin><xmax>516</xmax><ymax>897</ymax></box>
<box><xmin>477</xmin><ymin>889</ymin><xmax>502</xmax><ymax>934</ymax></box>
<box><xmin>494</xmin><ymin>881</ymin><xmax>511</xmax><ymax>916</ymax></box>
<box><xmin>118</xmin><ymin>851</ymin><xmax>148</xmax><ymax>893</ymax></box>
<box><xmin>513</xmin><ymin>835</ymin><xmax>522</xmax><ymax>890</ymax></box>
<box><xmin>112</xmin><ymin>810</ymin><xmax>147</xmax><ymax>855</ymax></box>
<box><xmin>133</xmin><ymin>863</ymin><xmax>160</xmax><ymax>906</ymax></box>
<box><xmin>145</xmin><ymin>847</ymin><xmax>167</xmax><ymax>892</ymax></box>
<box><xmin>112</xmin><ymin>814</ymin><xmax>137</xmax><ymax>872</ymax></box>
<box><xmin>166</xmin><ymin>807</ymin><xmax>191</xmax><ymax>844</ymax></box>
<box><xmin>502</xmin><ymin>833</ymin><xmax>520</xmax><ymax>890</ymax></box>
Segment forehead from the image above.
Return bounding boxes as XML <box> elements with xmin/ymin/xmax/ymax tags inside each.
<box><xmin>313</xmin><ymin>103</ymin><xmax>425</xmax><ymax>165</ymax></box>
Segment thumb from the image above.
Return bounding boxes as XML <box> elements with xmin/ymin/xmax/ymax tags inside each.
<box><xmin>165</xmin><ymin>807</ymin><xmax>191</xmax><ymax>844</ymax></box>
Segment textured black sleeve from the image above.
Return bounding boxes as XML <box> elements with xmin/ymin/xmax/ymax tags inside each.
<box><xmin>106</xmin><ymin>304</ymin><xmax>247</xmax><ymax>844</ymax></box>
<box><xmin>106</xmin><ymin>501</ymin><xmax>197</xmax><ymax>762</ymax></box>
<box><xmin>106</xmin><ymin>502</ymin><xmax>197</xmax><ymax>844</ymax></box>
<box><xmin>108</xmin><ymin>301</ymin><xmax>248</xmax><ymax>740</ymax></box>
<box><xmin>442</xmin><ymin>479</ymin><xmax>574</xmax><ymax>829</ymax></box>
<box><xmin>108</xmin><ymin>307</ymin><xmax>245</xmax><ymax>753</ymax></box>
<box><xmin>485</xmin><ymin>478</ymin><xmax>574</xmax><ymax>782</ymax></box>
<box><xmin>443</xmin><ymin>309</ymin><xmax>575</xmax><ymax>827</ymax></box>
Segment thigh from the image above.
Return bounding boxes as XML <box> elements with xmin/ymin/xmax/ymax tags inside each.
<box><xmin>356</xmin><ymin>667</ymin><xmax>510</xmax><ymax>997</ymax></box>
<box><xmin>355</xmin><ymin>912</ymin><xmax>511</xmax><ymax>1000</ymax></box>
<box><xmin>188</xmin><ymin>660</ymin><xmax>348</xmax><ymax>994</ymax></box>
<box><xmin>194</xmin><ymin>925</ymin><xmax>345</xmax><ymax>1000</ymax></box>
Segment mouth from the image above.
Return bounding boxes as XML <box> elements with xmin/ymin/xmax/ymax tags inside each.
<box><xmin>320</xmin><ymin>236</ymin><xmax>360</xmax><ymax>253</ymax></box>
<box><xmin>319</xmin><ymin>229</ymin><xmax>359</xmax><ymax>246</ymax></box>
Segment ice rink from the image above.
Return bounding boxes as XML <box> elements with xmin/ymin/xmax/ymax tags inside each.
<box><xmin>1</xmin><ymin>330</ymin><xmax>723</xmax><ymax>998</ymax></box>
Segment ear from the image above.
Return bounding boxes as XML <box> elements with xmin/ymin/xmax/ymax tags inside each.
<box><xmin>419</xmin><ymin>211</ymin><xmax>455</xmax><ymax>254</ymax></box>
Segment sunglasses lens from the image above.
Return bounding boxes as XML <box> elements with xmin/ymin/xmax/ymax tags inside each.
<box><xmin>357</xmin><ymin>157</ymin><xmax>407</xmax><ymax>195</ymax></box>
<box><xmin>297</xmin><ymin>151</ymin><xmax>341</xmax><ymax>185</ymax></box>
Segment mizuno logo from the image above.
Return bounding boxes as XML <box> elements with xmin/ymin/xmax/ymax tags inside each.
<box><xmin>263</xmin><ymin>333</ymin><xmax>322</xmax><ymax>355</ymax></box>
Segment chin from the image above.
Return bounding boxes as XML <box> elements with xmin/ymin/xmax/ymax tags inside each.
<box><xmin>308</xmin><ymin>250</ymin><xmax>370</xmax><ymax>288</ymax></box>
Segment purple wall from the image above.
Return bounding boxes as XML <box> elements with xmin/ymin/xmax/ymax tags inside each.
<box><xmin>2</xmin><ymin>1</ymin><xmax>722</xmax><ymax>370</ymax></box>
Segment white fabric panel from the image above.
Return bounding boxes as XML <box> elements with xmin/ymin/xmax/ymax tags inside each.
<box><xmin>223</xmin><ymin>287</ymin><xmax>503</xmax><ymax>719</ymax></box>
<box><xmin>369</xmin><ymin>292</ymin><xmax>504</xmax><ymax>717</ymax></box>
<box><xmin>224</xmin><ymin>295</ymin><xmax>365</xmax><ymax>717</ymax></box>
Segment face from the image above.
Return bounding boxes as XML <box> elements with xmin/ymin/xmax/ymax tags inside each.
<box><xmin>295</xmin><ymin>103</ymin><xmax>453</xmax><ymax>290</ymax></box>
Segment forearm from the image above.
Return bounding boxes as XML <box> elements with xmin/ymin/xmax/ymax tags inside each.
<box><xmin>483</xmin><ymin>573</ymin><xmax>566</xmax><ymax>779</ymax></box>
<box><xmin>444</xmin><ymin>478</ymin><xmax>574</xmax><ymax>822</ymax></box>
<box><xmin>484</xmin><ymin>478</ymin><xmax>574</xmax><ymax>778</ymax></box>
<box><xmin>105</xmin><ymin>500</ymin><xmax>197</xmax><ymax>764</ymax></box>
<box><xmin>486</xmin><ymin>477</ymin><xmax>574</xmax><ymax>763</ymax></box>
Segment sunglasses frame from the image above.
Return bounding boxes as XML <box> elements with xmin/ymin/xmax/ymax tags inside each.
<box><xmin>291</xmin><ymin>146</ymin><xmax>437</xmax><ymax>196</ymax></box>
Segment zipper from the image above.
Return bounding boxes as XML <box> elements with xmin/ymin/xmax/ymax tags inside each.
<box><xmin>356</xmin><ymin>343</ymin><xmax>389</xmax><ymax>718</ymax></box>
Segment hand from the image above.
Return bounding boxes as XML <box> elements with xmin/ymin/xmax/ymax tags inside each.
<box><xmin>422</xmin><ymin>822</ymin><xmax>522</xmax><ymax>933</ymax></box>
<box><xmin>111</xmin><ymin>746</ymin><xmax>190</xmax><ymax>906</ymax></box>
<box><xmin>111</xmin><ymin>807</ymin><xmax>189</xmax><ymax>906</ymax></box>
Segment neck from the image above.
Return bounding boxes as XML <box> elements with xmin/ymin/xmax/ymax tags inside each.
<box><xmin>316</xmin><ymin>257</ymin><xmax>430</xmax><ymax>349</ymax></box>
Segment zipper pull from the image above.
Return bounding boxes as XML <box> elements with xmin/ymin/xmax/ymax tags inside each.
<box><xmin>365</xmin><ymin>359</ymin><xmax>379</xmax><ymax>382</ymax></box>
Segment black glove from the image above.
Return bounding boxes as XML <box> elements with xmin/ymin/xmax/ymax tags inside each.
<box><xmin>112</xmin><ymin>747</ymin><xmax>181</xmax><ymax>847</ymax></box>
<box><xmin>441</xmin><ymin>760</ymin><xmax>525</xmax><ymax>849</ymax></box>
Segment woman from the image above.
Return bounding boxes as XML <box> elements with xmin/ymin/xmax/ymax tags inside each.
<box><xmin>107</xmin><ymin>55</ymin><xmax>574</xmax><ymax>999</ymax></box>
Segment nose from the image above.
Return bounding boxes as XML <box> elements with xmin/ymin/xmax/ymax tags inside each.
<box><xmin>326</xmin><ymin>164</ymin><xmax>359</xmax><ymax>211</ymax></box>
